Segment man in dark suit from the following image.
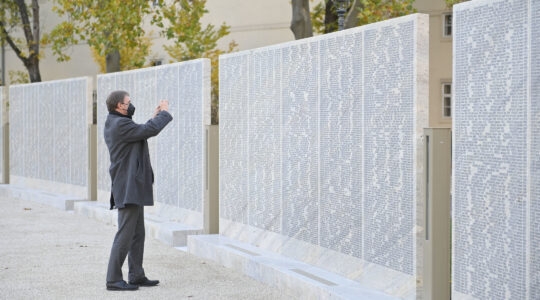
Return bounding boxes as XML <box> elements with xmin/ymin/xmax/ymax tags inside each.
<box><xmin>104</xmin><ymin>90</ymin><xmax>173</xmax><ymax>291</ymax></box>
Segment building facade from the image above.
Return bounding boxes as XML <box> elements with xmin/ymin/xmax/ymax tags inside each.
<box><xmin>415</xmin><ymin>0</ymin><xmax>453</xmax><ymax>128</ymax></box>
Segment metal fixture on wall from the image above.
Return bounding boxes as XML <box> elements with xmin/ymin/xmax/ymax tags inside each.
<box><xmin>333</xmin><ymin>0</ymin><xmax>351</xmax><ymax>31</ymax></box>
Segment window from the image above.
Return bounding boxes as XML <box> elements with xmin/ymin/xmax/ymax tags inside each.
<box><xmin>442</xmin><ymin>83</ymin><xmax>452</xmax><ymax>118</ymax></box>
<box><xmin>151</xmin><ymin>59</ymin><xmax>163</xmax><ymax>66</ymax></box>
<box><xmin>443</xmin><ymin>14</ymin><xmax>452</xmax><ymax>37</ymax></box>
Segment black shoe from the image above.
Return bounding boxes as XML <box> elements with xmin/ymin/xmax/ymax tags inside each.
<box><xmin>129</xmin><ymin>277</ymin><xmax>160</xmax><ymax>287</ymax></box>
<box><xmin>106</xmin><ymin>280</ymin><xmax>139</xmax><ymax>291</ymax></box>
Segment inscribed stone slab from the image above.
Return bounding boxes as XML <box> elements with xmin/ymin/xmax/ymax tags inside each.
<box><xmin>453</xmin><ymin>0</ymin><xmax>537</xmax><ymax>298</ymax></box>
<box><xmin>219</xmin><ymin>14</ymin><xmax>428</xmax><ymax>299</ymax></box>
<box><xmin>96</xmin><ymin>60</ymin><xmax>210</xmax><ymax>226</ymax></box>
<box><xmin>8</xmin><ymin>78</ymin><xmax>91</xmax><ymax>197</ymax></box>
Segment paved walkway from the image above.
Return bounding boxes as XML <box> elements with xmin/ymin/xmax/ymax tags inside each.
<box><xmin>0</xmin><ymin>196</ymin><xmax>296</xmax><ymax>300</ymax></box>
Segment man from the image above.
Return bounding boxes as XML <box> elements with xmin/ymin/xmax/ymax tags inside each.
<box><xmin>104</xmin><ymin>90</ymin><xmax>173</xmax><ymax>291</ymax></box>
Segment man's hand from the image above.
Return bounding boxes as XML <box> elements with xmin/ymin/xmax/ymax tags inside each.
<box><xmin>154</xmin><ymin>100</ymin><xmax>169</xmax><ymax>117</ymax></box>
<box><xmin>159</xmin><ymin>100</ymin><xmax>169</xmax><ymax>112</ymax></box>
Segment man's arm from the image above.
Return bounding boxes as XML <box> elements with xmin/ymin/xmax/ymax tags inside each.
<box><xmin>119</xmin><ymin>100</ymin><xmax>172</xmax><ymax>142</ymax></box>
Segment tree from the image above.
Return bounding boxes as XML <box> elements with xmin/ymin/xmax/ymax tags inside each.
<box><xmin>445</xmin><ymin>0</ymin><xmax>468</xmax><ymax>8</ymax></box>
<box><xmin>90</xmin><ymin>36</ymin><xmax>152</xmax><ymax>73</ymax></box>
<box><xmin>47</xmin><ymin>0</ymin><xmax>154</xmax><ymax>73</ymax></box>
<box><xmin>152</xmin><ymin>0</ymin><xmax>237</xmax><ymax>124</ymax></box>
<box><xmin>0</xmin><ymin>0</ymin><xmax>42</xmax><ymax>82</ymax></box>
<box><xmin>356</xmin><ymin>0</ymin><xmax>416</xmax><ymax>27</ymax></box>
<box><xmin>311</xmin><ymin>0</ymin><xmax>358</xmax><ymax>34</ymax></box>
<box><xmin>302</xmin><ymin>0</ymin><xmax>416</xmax><ymax>36</ymax></box>
<box><xmin>8</xmin><ymin>70</ymin><xmax>29</xmax><ymax>84</ymax></box>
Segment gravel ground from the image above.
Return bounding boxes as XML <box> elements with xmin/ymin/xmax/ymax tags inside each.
<box><xmin>0</xmin><ymin>196</ymin><xmax>297</xmax><ymax>300</ymax></box>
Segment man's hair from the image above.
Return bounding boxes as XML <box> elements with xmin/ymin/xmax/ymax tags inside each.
<box><xmin>106</xmin><ymin>90</ymin><xmax>129</xmax><ymax>112</ymax></box>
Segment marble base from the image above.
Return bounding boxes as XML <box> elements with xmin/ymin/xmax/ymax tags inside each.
<box><xmin>74</xmin><ymin>200</ymin><xmax>203</xmax><ymax>247</ymax></box>
<box><xmin>188</xmin><ymin>234</ymin><xmax>400</xmax><ymax>300</ymax></box>
<box><xmin>0</xmin><ymin>185</ymin><xmax>204</xmax><ymax>246</ymax></box>
<box><xmin>10</xmin><ymin>176</ymin><xmax>88</xmax><ymax>200</ymax></box>
<box><xmin>0</xmin><ymin>184</ymin><xmax>86</xmax><ymax>211</ymax></box>
<box><xmin>144</xmin><ymin>213</ymin><xmax>203</xmax><ymax>247</ymax></box>
<box><xmin>98</xmin><ymin>189</ymin><xmax>205</xmax><ymax>235</ymax></box>
<box><xmin>74</xmin><ymin>201</ymin><xmax>117</xmax><ymax>226</ymax></box>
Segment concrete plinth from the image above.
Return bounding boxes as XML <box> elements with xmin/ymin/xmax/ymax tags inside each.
<box><xmin>188</xmin><ymin>234</ymin><xmax>400</xmax><ymax>300</ymax></box>
<box><xmin>0</xmin><ymin>184</ymin><xmax>86</xmax><ymax>211</ymax></box>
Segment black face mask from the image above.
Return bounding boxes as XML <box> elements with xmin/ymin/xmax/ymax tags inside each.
<box><xmin>127</xmin><ymin>103</ymin><xmax>135</xmax><ymax>117</ymax></box>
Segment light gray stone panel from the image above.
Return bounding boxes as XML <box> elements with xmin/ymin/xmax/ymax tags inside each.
<box><xmin>9</xmin><ymin>78</ymin><xmax>90</xmax><ymax>189</ymax></box>
<box><xmin>27</xmin><ymin>84</ymin><xmax>39</xmax><ymax>179</ymax></box>
<box><xmin>319</xmin><ymin>32</ymin><xmax>363</xmax><ymax>257</ymax></box>
<box><xmin>8</xmin><ymin>86</ymin><xmax>24</xmax><ymax>177</ymax></box>
<box><xmin>281</xmin><ymin>40</ymin><xmax>320</xmax><ymax>245</ymax></box>
<box><xmin>453</xmin><ymin>0</ymin><xmax>529</xmax><ymax>299</ymax></box>
<box><xmin>247</xmin><ymin>47</ymin><xmax>282</xmax><ymax>232</ymax></box>
<box><xmin>173</xmin><ymin>61</ymin><xmax>204</xmax><ymax>212</ymax></box>
<box><xmin>219</xmin><ymin>14</ymin><xmax>427</xmax><ymax>295</ymax></box>
<box><xmin>155</xmin><ymin>64</ymin><xmax>180</xmax><ymax>207</ymax></box>
<box><xmin>0</xmin><ymin>87</ymin><xmax>3</xmax><ymax>181</ymax></box>
<box><xmin>97</xmin><ymin>60</ymin><xmax>208</xmax><ymax>220</ymax></box>
<box><xmin>38</xmin><ymin>83</ymin><xmax>54</xmax><ymax>181</ymax></box>
<box><xmin>96</xmin><ymin>75</ymin><xmax>116</xmax><ymax>192</ymax></box>
<box><xmin>70</xmin><ymin>80</ymin><xmax>89</xmax><ymax>186</ymax></box>
<box><xmin>531</xmin><ymin>1</ymin><xmax>540</xmax><ymax>297</ymax></box>
<box><xmin>54</xmin><ymin>83</ymin><xmax>67</xmax><ymax>183</ymax></box>
<box><xmin>219</xmin><ymin>53</ymin><xmax>250</xmax><ymax>224</ymax></box>
<box><xmin>363</xmin><ymin>20</ymin><xmax>416</xmax><ymax>275</ymax></box>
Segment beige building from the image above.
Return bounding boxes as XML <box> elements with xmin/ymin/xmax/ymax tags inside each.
<box><xmin>415</xmin><ymin>0</ymin><xmax>453</xmax><ymax>128</ymax></box>
<box><xmin>2</xmin><ymin>0</ymin><xmax>452</xmax><ymax>128</ymax></box>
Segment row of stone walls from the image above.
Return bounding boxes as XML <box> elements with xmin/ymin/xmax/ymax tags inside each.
<box><xmin>4</xmin><ymin>60</ymin><xmax>211</xmax><ymax>228</ymax></box>
<box><xmin>96</xmin><ymin>60</ymin><xmax>211</xmax><ymax>227</ymax></box>
<box><xmin>452</xmin><ymin>0</ymin><xmax>539</xmax><ymax>299</ymax></box>
<box><xmin>219</xmin><ymin>13</ymin><xmax>428</xmax><ymax>299</ymax></box>
<box><xmin>6</xmin><ymin>1</ymin><xmax>540</xmax><ymax>297</ymax></box>
<box><xmin>8</xmin><ymin>78</ymin><xmax>92</xmax><ymax>198</ymax></box>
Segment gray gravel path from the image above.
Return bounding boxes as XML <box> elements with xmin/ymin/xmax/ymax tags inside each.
<box><xmin>0</xmin><ymin>196</ymin><xmax>296</xmax><ymax>300</ymax></box>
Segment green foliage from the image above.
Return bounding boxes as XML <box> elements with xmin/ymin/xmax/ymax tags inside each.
<box><xmin>152</xmin><ymin>0</ymin><xmax>237</xmax><ymax>124</ymax></box>
<box><xmin>357</xmin><ymin>0</ymin><xmax>416</xmax><ymax>26</ymax></box>
<box><xmin>152</xmin><ymin>0</ymin><xmax>235</xmax><ymax>61</ymax></box>
<box><xmin>8</xmin><ymin>70</ymin><xmax>30</xmax><ymax>84</ymax></box>
<box><xmin>46</xmin><ymin>0</ymin><xmax>153</xmax><ymax>69</ymax></box>
<box><xmin>311</xmin><ymin>2</ymin><xmax>334</xmax><ymax>34</ymax></box>
<box><xmin>90</xmin><ymin>36</ymin><xmax>152</xmax><ymax>73</ymax></box>
<box><xmin>311</xmin><ymin>0</ymin><xmax>416</xmax><ymax>33</ymax></box>
<box><xmin>445</xmin><ymin>0</ymin><xmax>469</xmax><ymax>8</ymax></box>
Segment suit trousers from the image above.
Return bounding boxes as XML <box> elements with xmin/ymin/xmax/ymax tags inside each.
<box><xmin>106</xmin><ymin>204</ymin><xmax>146</xmax><ymax>283</ymax></box>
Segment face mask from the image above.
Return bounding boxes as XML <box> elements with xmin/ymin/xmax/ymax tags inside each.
<box><xmin>127</xmin><ymin>103</ymin><xmax>136</xmax><ymax>117</ymax></box>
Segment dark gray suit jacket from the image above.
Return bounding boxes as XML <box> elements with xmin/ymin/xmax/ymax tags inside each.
<box><xmin>104</xmin><ymin>110</ymin><xmax>173</xmax><ymax>209</ymax></box>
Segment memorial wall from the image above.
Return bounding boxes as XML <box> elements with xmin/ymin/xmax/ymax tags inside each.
<box><xmin>219</xmin><ymin>14</ymin><xmax>428</xmax><ymax>298</ymax></box>
<box><xmin>0</xmin><ymin>87</ymin><xmax>4</xmax><ymax>183</ymax></box>
<box><xmin>452</xmin><ymin>0</ymin><xmax>539</xmax><ymax>299</ymax></box>
<box><xmin>8</xmin><ymin>78</ymin><xmax>92</xmax><ymax>197</ymax></box>
<box><xmin>97</xmin><ymin>60</ymin><xmax>211</xmax><ymax>226</ymax></box>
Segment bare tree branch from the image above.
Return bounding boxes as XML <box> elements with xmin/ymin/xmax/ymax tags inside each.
<box><xmin>31</xmin><ymin>0</ymin><xmax>40</xmax><ymax>55</ymax></box>
<box><xmin>0</xmin><ymin>20</ymin><xmax>25</xmax><ymax>61</ymax></box>
<box><xmin>14</xmin><ymin>0</ymin><xmax>34</xmax><ymax>51</ymax></box>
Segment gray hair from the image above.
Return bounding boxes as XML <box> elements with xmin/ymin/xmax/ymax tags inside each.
<box><xmin>106</xmin><ymin>90</ymin><xmax>129</xmax><ymax>112</ymax></box>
